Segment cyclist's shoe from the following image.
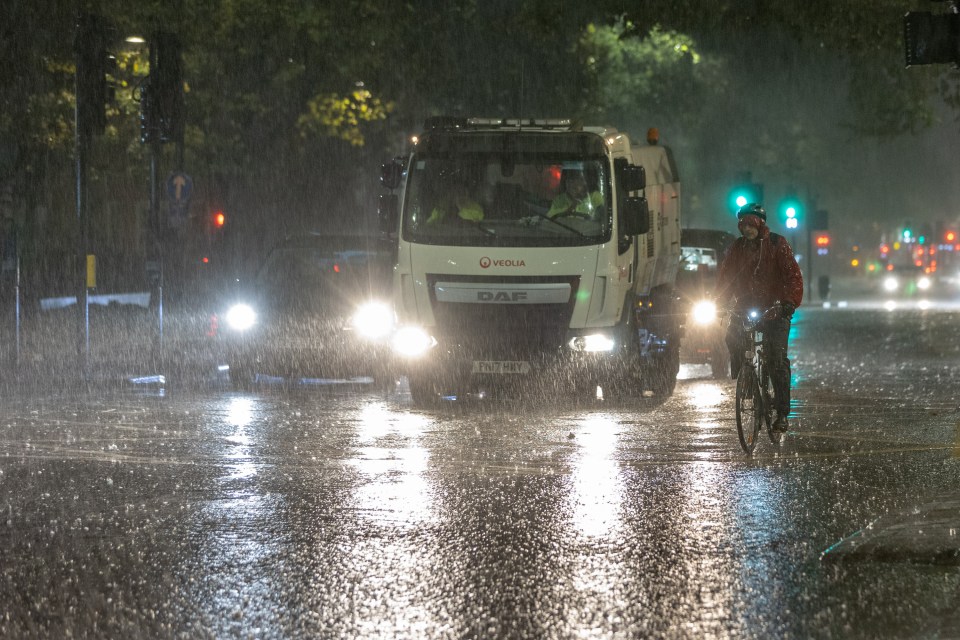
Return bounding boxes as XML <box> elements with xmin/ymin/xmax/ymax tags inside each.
<box><xmin>772</xmin><ymin>414</ymin><xmax>790</xmax><ymax>432</ymax></box>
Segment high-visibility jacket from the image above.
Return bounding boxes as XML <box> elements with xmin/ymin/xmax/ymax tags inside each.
<box><xmin>426</xmin><ymin>198</ymin><xmax>484</xmax><ymax>225</ymax></box>
<box><xmin>547</xmin><ymin>191</ymin><xmax>604</xmax><ymax>217</ymax></box>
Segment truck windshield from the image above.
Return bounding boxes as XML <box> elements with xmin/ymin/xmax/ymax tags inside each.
<box><xmin>401</xmin><ymin>140</ymin><xmax>611</xmax><ymax>248</ymax></box>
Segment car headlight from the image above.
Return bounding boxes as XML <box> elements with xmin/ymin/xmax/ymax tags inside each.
<box><xmin>350</xmin><ymin>301</ymin><xmax>394</xmax><ymax>340</ymax></box>
<box><xmin>917</xmin><ymin>276</ymin><xmax>931</xmax><ymax>290</ymax></box>
<box><xmin>225</xmin><ymin>303</ymin><xmax>256</xmax><ymax>331</ymax></box>
<box><xmin>691</xmin><ymin>299</ymin><xmax>718</xmax><ymax>325</ymax></box>
<box><xmin>883</xmin><ymin>276</ymin><xmax>898</xmax><ymax>292</ymax></box>
<box><xmin>392</xmin><ymin>326</ymin><xmax>436</xmax><ymax>357</ymax></box>
<box><xmin>568</xmin><ymin>333</ymin><xmax>616</xmax><ymax>352</ymax></box>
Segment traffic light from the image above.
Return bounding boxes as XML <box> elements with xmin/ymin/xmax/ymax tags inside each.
<box><xmin>728</xmin><ymin>178</ymin><xmax>763</xmax><ymax>213</ymax></box>
<box><xmin>779</xmin><ymin>194</ymin><xmax>803</xmax><ymax>230</ymax></box>
<box><xmin>904</xmin><ymin>10</ymin><xmax>960</xmax><ymax>67</ymax></box>
<box><xmin>141</xmin><ymin>31</ymin><xmax>184</xmax><ymax>144</ymax></box>
<box><xmin>811</xmin><ymin>209</ymin><xmax>829</xmax><ymax>231</ymax></box>
<box><xmin>945</xmin><ymin>230</ymin><xmax>957</xmax><ymax>243</ymax></box>
<box><xmin>815</xmin><ymin>232</ymin><xmax>830</xmax><ymax>255</ymax></box>
<box><xmin>200</xmin><ymin>210</ymin><xmax>227</xmax><ymax>265</ymax></box>
<box><xmin>75</xmin><ymin>13</ymin><xmax>115</xmax><ymax>137</ymax></box>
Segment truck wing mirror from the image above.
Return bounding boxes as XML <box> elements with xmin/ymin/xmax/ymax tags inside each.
<box><xmin>378</xmin><ymin>194</ymin><xmax>398</xmax><ymax>234</ymax></box>
<box><xmin>620</xmin><ymin>163</ymin><xmax>646</xmax><ymax>192</ymax></box>
<box><xmin>380</xmin><ymin>159</ymin><xmax>404</xmax><ymax>190</ymax></box>
<box><xmin>622</xmin><ymin>196</ymin><xmax>650</xmax><ymax>235</ymax></box>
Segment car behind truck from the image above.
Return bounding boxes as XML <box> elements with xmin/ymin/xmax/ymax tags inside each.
<box><xmin>379</xmin><ymin>117</ymin><xmax>682</xmax><ymax>405</ymax></box>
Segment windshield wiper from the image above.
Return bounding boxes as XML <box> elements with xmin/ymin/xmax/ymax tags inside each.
<box><xmin>525</xmin><ymin>212</ymin><xmax>589</xmax><ymax>238</ymax></box>
<box><xmin>462</xmin><ymin>218</ymin><xmax>496</xmax><ymax>236</ymax></box>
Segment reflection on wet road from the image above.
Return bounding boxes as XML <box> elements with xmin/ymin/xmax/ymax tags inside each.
<box><xmin>0</xmin><ymin>307</ymin><xmax>958</xmax><ymax>637</ymax></box>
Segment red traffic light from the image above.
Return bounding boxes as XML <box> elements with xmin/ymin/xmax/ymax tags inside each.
<box><xmin>946</xmin><ymin>230</ymin><xmax>957</xmax><ymax>243</ymax></box>
<box><xmin>815</xmin><ymin>233</ymin><xmax>831</xmax><ymax>247</ymax></box>
<box><xmin>212</xmin><ymin>211</ymin><xmax>226</xmax><ymax>228</ymax></box>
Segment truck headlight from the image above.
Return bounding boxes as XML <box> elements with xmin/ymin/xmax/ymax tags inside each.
<box><xmin>568</xmin><ymin>333</ymin><xmax>616</xmax><ymax>352</ymax></box>
<box><xmin>225</xmin><ymin>303</ymin><xmax>256</xmax><ymax>331</ymax></box>
<box><xmin>351</xmin><ymin>301</ymin><xmax>394</xmax><ymax>340</ymax></box>
<box><xmin>392</xmin><ymin>326</ymin><xmax>436</xmax><ymax>357</ymax></box>
<box><xmin>691</xmin><ymin>299</ymin><xmax>717</xmax><ymax>325</ymax></box>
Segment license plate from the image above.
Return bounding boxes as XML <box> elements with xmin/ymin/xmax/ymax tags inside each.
<box><xmin>471</xmin><ymin>360</ymin><xmax>531</xmax><ymax>374</ymax></box>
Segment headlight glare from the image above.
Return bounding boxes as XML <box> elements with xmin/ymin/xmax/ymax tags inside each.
<box><xmin>691</xmin><ymin>300</ymin><xmax>718</xmax><ymax>325</ymax></box>
<box><xmin>225</xmin><ymin>303</ymin><xmax>256</xmax><ymax>331</ymax></box>
<box><xmin>392</xmin><ymin>326</ymin><xmax>436</xmax><ymax>357</ymax></box>
<box><xmin>568</xmin><ymin>333</ymin><xmax>616</xmax><ymax>352</ymax></box>
<box><xmin>883</xmin><ymin>276</ymin><xmax>898</xmax><ymax>292</ymax></box>
<box><xmin>917</xmin><ymin>276</ymin><xmax>932</xmax><ymax>290</ymax></box>
<box><xmin>351</xmin><ymin>301</ymin><xmax>394</xmax><ymax>339</ymax></box>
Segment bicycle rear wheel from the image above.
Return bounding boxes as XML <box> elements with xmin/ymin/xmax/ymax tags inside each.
<box><xmin>735</xmin><ymin>365</ymin><xmax>762</xmax><ymax>454</ymax></box>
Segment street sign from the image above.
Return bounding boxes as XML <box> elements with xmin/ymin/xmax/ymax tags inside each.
<box><xmin>166</xmin><ymin>171</ymin><xmax>193</xmax><ymax>204</ymax></box>
<box><xmin>167</xmin><ymin>201</ymin><xmax>189</xmax><ymax>228</ymax></box>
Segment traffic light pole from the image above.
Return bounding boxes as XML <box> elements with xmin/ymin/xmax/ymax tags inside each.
<box><xmin>74</xmin><ymin>11</ymin><xmax>103</xmax><ymax>380</ymax></box>
<box><xmin>74</xmin><ymin>94</ymin><xmax>91</xmax><ymax>377</ymax></box>
<box><xmin>148</xmin><ymin>137</ymin><xmax>164</xmax><ymax>357</ymax></box>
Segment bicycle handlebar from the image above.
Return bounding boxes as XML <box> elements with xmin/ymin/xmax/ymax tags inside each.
<box><xmin>727</xmin><ymin>304</ymin><xmax>782</xmax><ymax>330</ymax></box>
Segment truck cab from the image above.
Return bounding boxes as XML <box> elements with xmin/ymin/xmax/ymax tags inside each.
<box><xmin>379</xmin><ymin>117</ymin><xmax>681</xmax><ymax>404</ymax></box>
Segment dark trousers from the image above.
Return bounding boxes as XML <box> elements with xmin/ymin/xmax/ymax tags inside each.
<box><xmin>726</xmin><ymin>317</ymin><xmax>792</xmax><ymax>416</ymax></box>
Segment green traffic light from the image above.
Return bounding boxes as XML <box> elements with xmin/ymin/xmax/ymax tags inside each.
<box><xmin>729</xmin><ymin>181</ymin><xmax>763</xmax><ymax>213</ymax></box>
<box><xmin>780</xmin><ymin>195</ymin><xmax>802</xmax><ymax>223</ymax></box>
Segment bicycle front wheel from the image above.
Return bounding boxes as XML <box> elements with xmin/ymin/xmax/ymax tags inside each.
<box><xmin>735</xmin><ymin>365</ymin><xmax>762</xmax><ymax>454</ymax></box>
<box><xmin>761</xmin><ymin>370</ymin><xmax>781</xmax><ymax>444</ymax></box>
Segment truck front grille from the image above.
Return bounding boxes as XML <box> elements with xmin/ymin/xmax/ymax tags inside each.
<box><xmin>426</xmin><ymin>274</ymin><xmax>579</xmax><ymax>359</ymax></box>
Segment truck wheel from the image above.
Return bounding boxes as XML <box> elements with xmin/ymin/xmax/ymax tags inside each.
<box><xmin>648</xmin><ymin>346</ymin><xmax>679</xmax><ymax>396</ymax></box>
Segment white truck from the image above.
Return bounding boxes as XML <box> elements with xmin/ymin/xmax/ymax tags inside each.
<box><xmin>379</xmin><ymin>117</ymin><xmax>682</xmax><ymax>405</ymax></box>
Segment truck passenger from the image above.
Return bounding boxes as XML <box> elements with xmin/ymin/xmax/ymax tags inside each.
<box><xmin>426</xmin><ymin>180</ymin><xmax>484</xmax><ymax>225</ymax></box>
<box><xmin>548</xmin><ymin>169</ymin><xmax>604</xmax><ymax>218</ymax></box>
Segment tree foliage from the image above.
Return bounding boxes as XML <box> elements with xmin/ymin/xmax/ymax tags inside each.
<box><xmin>0</xmin><ymin>0</ymin><xmax>954</xmax><ymax>292</ymax></box>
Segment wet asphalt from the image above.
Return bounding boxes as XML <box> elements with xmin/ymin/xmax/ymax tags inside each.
<box><xmin>1</xmin><ymin>290</ymin><xmax>959</xmax><ymax>638</ymax></box>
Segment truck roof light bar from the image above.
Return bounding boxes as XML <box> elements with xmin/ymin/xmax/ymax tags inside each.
<box><xmin>423</xmin><ymin>116</ymin><xmax>577</xmax><ymax>132</ymax></box>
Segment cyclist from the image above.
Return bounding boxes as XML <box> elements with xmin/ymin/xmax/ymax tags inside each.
<box><xmin>716</xmin><ymin>203</ymin><xmax>804</xmax><ymax>431</ymax></box>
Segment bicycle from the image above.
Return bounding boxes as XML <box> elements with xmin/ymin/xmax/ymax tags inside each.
<box><xmin>730</xmin><ymin>305</ymin><xmax>782</xmax><ymax>454</ymax></box>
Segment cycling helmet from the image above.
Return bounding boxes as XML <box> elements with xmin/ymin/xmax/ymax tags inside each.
<box><xmin>736</xmin><ymin>203</ymin><xmax>766</xmax><ymax>221</ymax></box>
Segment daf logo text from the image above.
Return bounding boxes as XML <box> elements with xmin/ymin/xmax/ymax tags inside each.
<box><xmin>478</xmin><ymin>291</ymin><xmax>528</xmax><ymax>302</ymax></box>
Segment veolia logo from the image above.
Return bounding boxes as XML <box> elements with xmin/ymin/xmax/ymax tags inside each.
<box><xmin>479</xmin><ymin>256</ymin><xmax>526</xmax><ymax>268</ymax></box>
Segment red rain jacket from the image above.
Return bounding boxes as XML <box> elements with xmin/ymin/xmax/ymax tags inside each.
<box><xmin>717</xmin><ymin>218</ymin><xmax>804</xmax><ymax>311</ymax></box>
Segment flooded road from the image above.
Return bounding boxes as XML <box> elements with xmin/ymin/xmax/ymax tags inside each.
<box><xmin>1</xmin><ymin>305</ymin><xmax>958</xmax><ymax>637</ymax></box>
